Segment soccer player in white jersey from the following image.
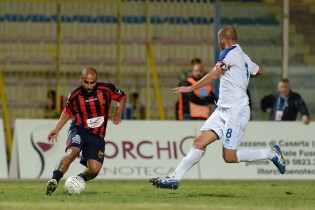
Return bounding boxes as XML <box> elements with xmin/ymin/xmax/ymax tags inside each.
<box><xmin>150</xmin><ymin>26</ymin><xmax>286</xmax><ymax>190</ymax></box>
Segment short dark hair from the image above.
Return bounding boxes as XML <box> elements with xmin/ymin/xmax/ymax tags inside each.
<box><xmin>47</xmin><ymin>89</ymin><xmax>56</xmax><ymax>98</ymax></box>
<box><xmin>280</xmin><ymin>78</ymin><xmax>289</xmax><ymax>83</ymax></box>
<box><xmin>191</xmin><ymin>58</ymin><xmax>202</xmax><ymax>65</ymax></box>
<box><xmin>131</xmin><ymin>92</ymin><xmax>139</xmax><ymax>100</ymax></box>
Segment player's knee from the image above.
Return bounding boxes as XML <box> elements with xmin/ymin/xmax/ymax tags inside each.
<box><xmin>193</xmin><ymin>138</ymin><xmax>205</xmax><ymax>150</ymax></box>
<box><xmin>222</xmin><ymin>153</ymin><xmax>237</xmax><ymax>163</ymax></box>
<box><xmin>63</xmin><ymin>153</ymin><xmax>77</xmax><ymax>164</ymax></box>
<box><xmin>65</xmin><ymin>155</ymin><xmax>76</xmax><ymax>163</ymax></box>
<box><xmin>222</xmin><ymin>148</ymin><xmax>238</xmax><ymax>163</ymax></box>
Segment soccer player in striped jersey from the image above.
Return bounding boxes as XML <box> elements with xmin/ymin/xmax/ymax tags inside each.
<box><xmin>46</xmin><ymin>67</ymin><xmax>126</xmax><ymax>195</ymax></box>
<box><xmin>150</xmin><ymin>26</ymin><xmax>286</xmax><ymax>190</ymax></box>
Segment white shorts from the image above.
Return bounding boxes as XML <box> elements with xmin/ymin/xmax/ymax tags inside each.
<box><xmin>200</xmin><ymin>105</ymin><xmax>250</xmax><ymax>150</ymax></box>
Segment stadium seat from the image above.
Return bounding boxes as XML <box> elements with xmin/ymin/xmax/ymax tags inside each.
<box><xmin>1</xmin><ymin>1</ymin><xmax>314</xmax><ymax>121</ymax></box>
<box><xmin>255</xmin><ymin>17</ymin><xmax>279</xmax><ymax>25</ymax></box>
<box><xmin>234</xmin><ymin>17</ymin><xmax>256</xmax><ymax>25</ymax></box>
<box><xmin>167</xmin><ymin>16</ymin><xmax>188</xmax><ymax>24</ymax></box>
<box><xmin>150</xmin><ymin>16</ymin><xmax>162</xmax><ymax>24</ymax></box>
<box><xmin>221</xmin><ymin>17</ymin><xmax>234</xmax><ymax>25</ymax></box>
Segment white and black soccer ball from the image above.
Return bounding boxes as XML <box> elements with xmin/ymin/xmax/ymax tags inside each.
<box><xmin>64</xmin><ymin>176</ymin><xmax>86</xmax><ymax>195</ymax></box>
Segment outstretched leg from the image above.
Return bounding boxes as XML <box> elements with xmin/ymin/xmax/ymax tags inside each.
<box><xmin>223</xmin><ymin>147</ymin><xmax>274</xmax><ymax>163</ymax></box>
<box><xmin>223</xmin><ymin>145</ymin><xmax>286</xmax><ymax>174</ymax></box>
<box><xmin>150</xmin><ymin>130</ymin><xmax>218</xmax><ymax>190</ymax></box>
<box><xmin>237</xmin><ymin>146</ymin><xmax>285</xmax><ymax>174</ymax></box>
<box><xmin>170</xmin><ymin>130</ymin><xmax>218</xmax><ymax>180</ymax></box>
<box><xmin>220</xmin><ymin>105</ymin><xmax>286</xmax><ymax>174</ymax></box>
<box><xmin>78</xmin><ymin>159</ymin><xmax>102</xmax><ymax>181</ymax></box>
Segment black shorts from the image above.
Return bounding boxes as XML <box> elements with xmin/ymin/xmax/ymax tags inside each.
<box><xmin>66</xmin><ymin>126</ymin><xmax>105</xmax><ymax>167</ymax></box>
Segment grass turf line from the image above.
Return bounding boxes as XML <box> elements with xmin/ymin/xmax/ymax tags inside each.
<box><xmin>0</xmin><ymin>180</ymin><xmax>314</xmax><ymax>210</ymax></box>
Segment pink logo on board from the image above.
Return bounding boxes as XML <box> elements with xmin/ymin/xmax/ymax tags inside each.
<box><xmin>30</xmin><ymin>125</ymin><xmax>56</xmax><ymax>178</ymax></box>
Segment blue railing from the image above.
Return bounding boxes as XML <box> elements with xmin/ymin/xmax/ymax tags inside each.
<box><xmin>0</xmin><ymin>14</ymin><xmax>278</xmax><ymax>25</ymax></box>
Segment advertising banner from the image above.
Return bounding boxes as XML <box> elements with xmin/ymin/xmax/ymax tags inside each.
<box><xmin>10</xmin><ymin>120</ymin><xmax>200</xmax><ymax>179</ymax></box>
<box><xmin>0</xmin><ymin>119</ymin><xmax>8</xmax><ymax>178</ymax></box>
<box><xmin>10</xmin><ymin>120</ymin><xmax>315</xmax><ymax>180</ymax></box>
<box><xmin>199</xmin><ymin>122</ymin><xmax>315</xmax><ymax>179</ymax></box>
<box><xmin>10</xmin><ymin>120</ymin><xmax>86</xmax><ymax>179</ymax></box>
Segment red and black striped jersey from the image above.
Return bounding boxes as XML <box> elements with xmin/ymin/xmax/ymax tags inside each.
<box><xmin>62</xmin><ymin>82</ymin><xmax>126</xmax><ymax>138</ymax></box>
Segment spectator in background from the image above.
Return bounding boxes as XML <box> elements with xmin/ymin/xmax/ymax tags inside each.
<box><xmin>261</xmin><ymin>78</ymin><xmax>310</xmax><ymax>125</ymax></box>
<box><xmin>177</xmin><ymin>58</ymin><xmax>217</xmax><ymax>120</ymax></box>
<box><xmin>44</xmin><ymin>89</ymin><xmax>58</xmax><ymax>118</ymax></box>
<box><xmin>44</xmin><ymin>89</ymin><xmax>66</xmax><ymax>118</ymax></box>
<box><xmin>122</xmin><ymin>92</ymin><xmax>145</xmax><ymax>120</ymax></box>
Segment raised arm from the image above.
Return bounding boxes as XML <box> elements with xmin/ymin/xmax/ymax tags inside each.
<box><xmin>173</xmin><ymin>65</ymin><xmax>223</xmax><ymax>94</ymax></box>
<box><xmin>250</xmin><ymin>67</ymin><xmax>263</xmax><ymax>78</ymax></box>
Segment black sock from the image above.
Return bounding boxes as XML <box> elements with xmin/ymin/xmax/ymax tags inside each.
<box><xmin>77</xmin><ymin>173</ymin><xmax>87</xmax><ymax>181</ymax></box>
<box><xmin>52</xmin><ymin>170</ymin><xmax>64</xmax><ymax>183</ymax></box>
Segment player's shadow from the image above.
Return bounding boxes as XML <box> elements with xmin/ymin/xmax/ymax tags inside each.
<box><xmin>155</xmin><ymin>192</ymin><xmax>180</xmax><ymax>198</ymax></box>
<box><xmin>192</xmin><ymin>193</ymin><xmax>238</xmax><ymax>198</ymax></box>
<box><xmin>84</xmin><ymin>191</ymin><xmax>110</xmax><ymax>195</ymax></box>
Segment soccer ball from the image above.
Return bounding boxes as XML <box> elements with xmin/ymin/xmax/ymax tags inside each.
<box><xmin>64</xmin><ymin>176</ymin><xmax>86</xmax><ymax>195</ymax></box>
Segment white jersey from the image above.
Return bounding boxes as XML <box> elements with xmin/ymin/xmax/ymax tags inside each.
<box><xmin>216</xmin><ymin>44</ymin><xmax>259</xmax><ymax>108</ymax></box>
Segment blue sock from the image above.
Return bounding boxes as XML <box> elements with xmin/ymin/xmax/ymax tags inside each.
<box><xmin>52</xmin><ymin>170</ymin><xmax>64</xmax><ymax>183</ymax></box>
<box><xmin>78</xmin><ymin>173</ymin><xmax>87</xmax><ymax>181</ymax></box>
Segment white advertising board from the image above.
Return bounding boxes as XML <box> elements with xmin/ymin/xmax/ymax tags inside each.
<box><xmin>200</xmin><ymin>122</ymin><xmax>315</xmax><ymax>179</ymax></box>
<box><xmin>10</xmin><ymin>120</ymin><xmax>315</xmax><ymax>180</ymax></box>
<box><xmin>10</xmin><ymin>120</ymin><xmax>86</xmax><ymax>179</ymax></box>
<box><xmin>0</xmin><ymin>119</ymin><xmax>8</xmax><ymax>178</ymax></box>
<box><xmin>10</xmin><ymin>120</ymin><xmax>199</xmax><ymax>179</ymax></box>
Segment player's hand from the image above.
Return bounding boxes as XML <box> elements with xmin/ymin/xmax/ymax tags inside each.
<box><xmin>302</xmin><ymin>116</ymin><xmax>310</xmax><ymax>125</ymax></box>
<box><xmin>48</xmin><ymin>129</ymin><xmax>59</xmax><ymax>143</ymax></box>
<box><xmin>111</xmin><ymin>114</ymin><xmax>122</xmax><ymax>125</ymax></box>
<box><xmin>172</xmin><ymin>86</ymin><xmax>192</xmax><ymax>94</ymax></box>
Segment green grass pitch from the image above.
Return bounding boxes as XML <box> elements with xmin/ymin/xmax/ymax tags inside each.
<box><xmin>0</xmin><ymin>180</ymin><xmax>314</xmax><ymax>210</ymax></box>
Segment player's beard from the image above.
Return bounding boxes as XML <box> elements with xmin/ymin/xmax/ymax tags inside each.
<box><xmin>82</xmin><ymin>87</ymin><xmax>94</xmax><ymax>96</ymax></box>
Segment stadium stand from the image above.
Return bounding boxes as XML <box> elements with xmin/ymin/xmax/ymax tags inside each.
<box><xmin>0</xmin><ymin>0</ymin><xmax>314</xmax><ymax>122</ymax></box>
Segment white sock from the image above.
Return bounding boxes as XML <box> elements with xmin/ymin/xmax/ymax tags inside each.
<box><xmin>169</xmin><ymin>148</ymin><xmax>204</xmax><ymax>180</ymax></box>
<box><xmin>236</xmin><ymin>148</ymin><xmax>275</xmax><ymax>162</ymax></box>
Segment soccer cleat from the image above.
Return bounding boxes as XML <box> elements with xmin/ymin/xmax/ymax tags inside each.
<box><xmin>271</xmin><ymin>145</ymin><xmax>286</xmax><ymax>174</ymax></box>
<box><xmin>149</xmin><ymin>176</ymin><xmax>180</xmax><ymax>190</ymax></box>
<box><xmin>46</xmin><ymin>179</ymin><xmax>58</xmax><ymax>195</ymax></box>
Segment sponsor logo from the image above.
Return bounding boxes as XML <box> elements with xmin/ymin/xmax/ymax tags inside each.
<box><xmin>30</xmin><ymin>125</ymin><xmax>56</xmax><ymax>178</ymax></box>
<box><xmin>71</xmin><ymin>134</ymin><xmax>81</xmax><ymax>144</ymax></box>
<box><xmin>98</xmin><ymin>150</ymin><xmax>104</xmax><ymax>158</ymax></box>
<box><xmin>86</xmin><ymin>116</ymin><xmax>104</xmax><ymax>128</ymax></box>
<box><xmin>65</xmin><ymin>101</ymin><xmax>70</xmax><ymax>107</ymax></box>
<box><xmin>115</xmin><ymin>87</ymin><xmax>123</xmax><ymax>95</ymax></box>
<box><xmin>105</xmin><ymin>136</ymin><xmax>197</xmax><ymax>159</ymax></box>
<box><xmin>84</xmin><ymin>98</ymin><xmax>98</xmax><ymax>103</ymax></box>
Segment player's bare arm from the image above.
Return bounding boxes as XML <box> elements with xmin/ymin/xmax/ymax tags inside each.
<box><xmin>173</xmin><ymin>65</ymin><xmax>223</xmax><ymax>94</ymax></box>
<box><xmin>48</xmin><ymin>112</ymin><xmax>72</xmax><ymax>143</ymax></box>
<box><xmin>111</xmin><ymin>96</ymin><xmax>127</xmax><ymax>125</ymax></box>
<box><xmin>250</xmin><ymin>67</ymin><xmax>263</xmax><ymax>78</ymax></box>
